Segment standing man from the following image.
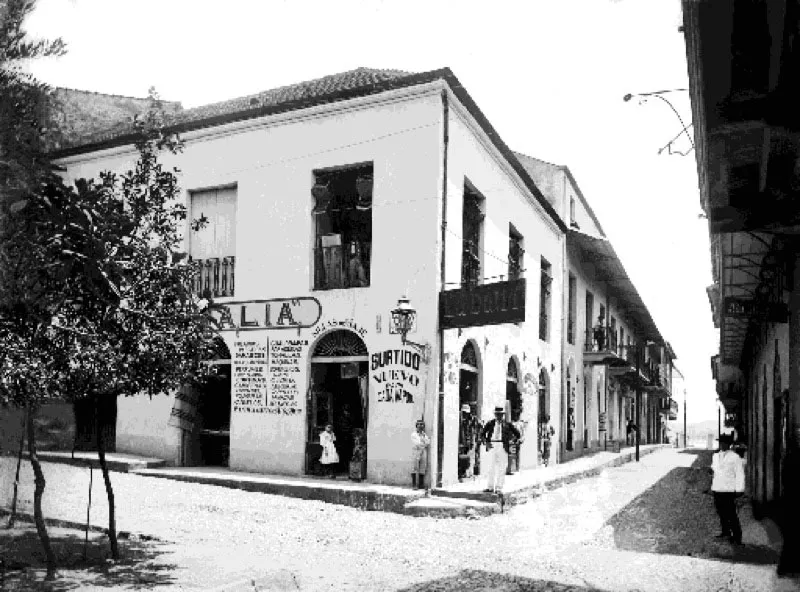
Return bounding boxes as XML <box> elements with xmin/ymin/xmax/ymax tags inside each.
<box><xmin>482</xmin><ymin>406</ymin><xmax>521</xmax><ymax>494</ymax></box>
<box><xmin>711</xmin><ymin>433</ymin><xmax>745</xmax><ymax>544</ymax></box>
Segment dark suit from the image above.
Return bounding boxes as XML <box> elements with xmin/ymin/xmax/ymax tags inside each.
<box><xmin>481</xmin><ymin>419</ymin><xmax>521</xmax><ymax>454</ymax></box>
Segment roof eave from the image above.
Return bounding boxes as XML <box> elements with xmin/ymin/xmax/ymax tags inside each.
<box><xmin>50</xmin><ymin>68</ymin><xmax>567</xmax><ymax>233</ymax></box>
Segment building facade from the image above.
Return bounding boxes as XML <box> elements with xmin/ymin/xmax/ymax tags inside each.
<box><xmin>513</xmin><ymin>155</ymin><xmax>676</xmax><ymax>462</ymax></box>
<box><xmin>53</xmin><ymin>68</ymin><xmax>566</xmax><ymax>488</ymax></box>
<box><xmin>683</xmin><ymin>0</ymin><xmax>800</xmax><ymax>544</ymax></box>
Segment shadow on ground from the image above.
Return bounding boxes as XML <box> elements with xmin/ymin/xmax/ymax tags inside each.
<box><xmin>605</xmin><ymin>448</ymin><xmax>779</xmax><ymax>567</ymax></box>
<box><xmin>677</xmin><ymin>447</ymin><xmax>716</xmax><ymax>469</ymax></box>
<box><xmin>0</xmin><ymin>524</ymin><xmax>176</xmax><ymax>590</ymax></box>
<box><xmin>393</xmin><ymin>569</ymin><xmax>608</xmax><ymax>592</ymax></box>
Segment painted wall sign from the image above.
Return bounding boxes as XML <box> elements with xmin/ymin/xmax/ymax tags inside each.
<box><xmin>439</xmin><ymin>278</ymin><xmax>526</xmax><ymax>329</ymax></box>
<box><xmin>213</xmin><ymin>297</ymin><xmax>322</xmax><ymax>331</ymax></box>
<box><xmin>232</xmin><ymin>338</ymin><xmax>308</xmax><ymax>415</ymax></box>
<box><xmin>372</xmin><ymin>347</ymin><xmax>423</xmax><ymax>403</ymax></box>
<box><xmin>312</xmin><ymin>318</ymin><xmax>367</xmax><ymax>339</ymax></box>
<box><xmin>233</xmin><ymin>341</ymin><xmax>269</xmax><ymax>412</ymax></box>
<box><xmin>267</xmin><ymin>338</ymin><xmax>307</xmax><ymax>415</ymax></box>
<box><xmin>722</xmin><ymin>297</ymin><xmax>788</xmax><ymax>323</ymax></box>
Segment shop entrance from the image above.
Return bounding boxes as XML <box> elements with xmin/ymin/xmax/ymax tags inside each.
<box><xmin>177</xmin><ymin>338</ymin><xmax>232</xmax><ymax>467</ymax></box>
<box><xmin>458</xmin><ymin>341</ymin><xmax>481</xmax><ymax>480</ymax></box>
<box><xmin>307</xmin><ymin>330</ymin><xmax>368</xmax><ymax>477</ymax></box>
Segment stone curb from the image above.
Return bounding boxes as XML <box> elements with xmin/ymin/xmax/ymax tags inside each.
<box><xmin>22</xmin><ymin>451</ymin><xmax>166</xmax><ymax>473</ymax></box>
<box><xmin>0</xmin><ymin>507</ymin><xmax>162</xmax><ymax>542</ymax></box>
<box><xmin>134</xmin><ymin>470</ymin><xmax>425</xmax><ymax>514</ymax></box>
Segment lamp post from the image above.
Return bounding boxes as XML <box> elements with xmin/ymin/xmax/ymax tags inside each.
<box><xmin>390</xmin><ymin>296</ymin><xmax>430</xmax><ymax>361</ymax></box>
<box><xmin>683</xmin><ymin>388</ymin><xmax>687</xmax><ymax>449</ymax></box>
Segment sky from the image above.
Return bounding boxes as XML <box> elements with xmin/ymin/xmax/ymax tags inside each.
<box><xmin>22</xmin><ymin>0</ymin><xmax>720</xmax><ymax>425</ymax></box>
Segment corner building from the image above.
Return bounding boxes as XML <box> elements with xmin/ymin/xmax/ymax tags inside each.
<box><xmin>52</xmin><ymin>68</ymin><xmax>566</xmax><ymax>487</ymax></box>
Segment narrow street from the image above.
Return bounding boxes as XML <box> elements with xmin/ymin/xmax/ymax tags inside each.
<box><xmin>1</xmin><ymin>448</ymin><xmax>796</xmax><ymax>591</ymax></box>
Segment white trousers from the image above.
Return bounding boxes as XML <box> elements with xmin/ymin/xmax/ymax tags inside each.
<box><xmin>485</xmin><ymin>445</ymin><xmax>508</xmax><ymax>491</ymax></box>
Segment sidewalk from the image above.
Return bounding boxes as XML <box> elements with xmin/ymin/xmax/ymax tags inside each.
<box><xmin>5</xmin><ymin>443</ymin><xmax>670</xmax><ymax>519</ymax></box>
<box><xmin>432</xmin><ymin>443</ymin><xmax>668</xmax><ymax>509</ymax></box>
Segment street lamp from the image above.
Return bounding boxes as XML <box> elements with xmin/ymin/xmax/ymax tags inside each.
<box><xmin>390</xmin><ymin>296</ymin><xmax>431</xmax><ymax>362</ymax></box>
<box><xmin>623</xmin><ymin>88</ymin><xmax>694</xmax><ymax>156</ymax></box>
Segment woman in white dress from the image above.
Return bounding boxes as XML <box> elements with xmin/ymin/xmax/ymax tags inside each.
<box><xmin>319</xmin><ymin>424</ymin><xmax>339</xmax><ymax>478</ymax></box>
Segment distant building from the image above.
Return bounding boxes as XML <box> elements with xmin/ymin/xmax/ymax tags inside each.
<box><xmin>514</xmin><ymin>155</ymin><xmax>675</xmax><ymax>459</ymax></box>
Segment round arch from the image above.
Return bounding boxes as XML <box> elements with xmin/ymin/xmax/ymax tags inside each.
<box><xmin>506</xmin><ymin>355</ymin><xmax>523</xmax><ymax>421</ymax></box>
<box><xmin>565</xmin><ymin>356</ymin><xmax>577</xmax><ymax>451</ymax></box>
<box><xmin>459</xmin><ymin>339</ymin><xmax>483</xmax><ymax>416</ymax></box>
<box><xmin>458</xmin><ymin>338</ymin><xmax>483</xmax><ymax>480</ymax></box>
<box><xmin>538</xmin><ymin>367</ymin><xmax>550</xmax><ymax>423</ymax></box>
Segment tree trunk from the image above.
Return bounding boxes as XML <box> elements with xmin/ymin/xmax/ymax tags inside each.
<box><xmin>95</xmin><ymin>395</ymin><xmax>119</xmax><ymax>559</ymax></box>
<box><xmin>26</xmin><ymin>405</ymin><xmax>56</xmax><ymax>580</ymax></box>
<box><xmin>6</xmin><ymin>410</ymin><xmax>27</xmax><ymax>529</ymax></box>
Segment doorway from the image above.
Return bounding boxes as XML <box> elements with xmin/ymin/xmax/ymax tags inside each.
<box><xmin>72</xmin><ymin>394</ymin><xmax>117</xmax><ymax>453</ymax></box>
<box><xmin>195</xmin><ymin>364</ymin><xmax>232</xmax><ymax>466</ymax></box>
<box><xmin>458</xmin><ymin>341</ymin><xmax>481</xmax><ymax>479</ymax></box>
<box><xmin>307</xmin><ymin>330</ymin><xmax>368</xmax><ymax>477</ymax></box>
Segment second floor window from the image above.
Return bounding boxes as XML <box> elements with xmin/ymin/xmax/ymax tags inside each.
<box><xmin>189</xmin><ymin>185</ymin><xmax>237</xmax><ymax>298</ymax></box>
<box><xmin>312</xmin><ymin>163</ymin><xmax>373</xmax><ymax>290</ymax></box>
<box><xmin>569</xmin><ymin>196</ymin><xmax>578</xmax><ymax>228</ymax></box>
<box><xmin>508</xmin><ymin>225</ymin><xmax>524</xmax><ymax>281</ymax></box>
<box><xmin>539</xmin><ymin>258</ymin><xmax>552</xmax><ymax>341</ymax></box>
<box><xmin>462</xmin><ymin>183</ymin><xmax>484</xmax><ymax>286</ymax></box>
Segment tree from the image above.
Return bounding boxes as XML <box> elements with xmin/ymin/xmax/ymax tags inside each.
<box><xmin>0</xmin><ymin>0</ymin><xmax>65</xmax><ymax>580</ymax></box>
<box><xmin>36</xmin><ymin>99</ymin><xmax>219</xmax><ymax>559</ymax></box>
<box><xmin>3</xmin><ymin>0</ymin><xmax>218</xmax><ymax>572</ymax></box>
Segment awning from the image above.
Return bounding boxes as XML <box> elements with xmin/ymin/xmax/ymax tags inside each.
<box><xmin>567</xmin><ymin>229</ymin><xmax>665</xmax><ymax>346</ymax></box>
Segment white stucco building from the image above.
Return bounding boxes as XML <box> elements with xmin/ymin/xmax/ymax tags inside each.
<box><xmin>53</xmin><ymin>68</ymin><xmax>567</xmax><ymax>487</ymax></box>
<box><xmin>514</xmin><ymin>154</ymin><xmax>676</xmax><ymax>462</ymax></box>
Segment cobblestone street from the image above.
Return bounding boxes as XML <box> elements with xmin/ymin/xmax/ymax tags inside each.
<box><xmin>2</xmin><ymin>448</ymin><xmax>797</xmax><ymax>591</ymax></box>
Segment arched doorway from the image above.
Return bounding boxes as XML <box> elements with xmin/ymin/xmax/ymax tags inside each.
<box><xmin>566</xmin><ymin>360</ymin><xmax>576</xmax><ymax>451</ymax></box>
<box><xmin>506</xmin><ymin>358</ymin><xmax>521</xmax><ymax>419</ymax></box>
<box><xmin>458</xmin><ymin>341</ymin><xmax>481</xmax><ymax>479</ymax></box>
<box><xmin>538</xmin><ymin>368</ymin><xmax>550</xmax><ymax>451</ymax></box>
<box><xmin>307</xmin><ymin>330</ymin><xmax>368</xmax><ymax>477</ymax></box>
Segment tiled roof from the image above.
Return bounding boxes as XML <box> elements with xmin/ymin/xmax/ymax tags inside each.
<box><xmin>177</xmin><ymin>67</ymin><xmax>411</xmax><ymax>123</ymax></box>
<box><xmin>54</xmin><ymin>68</ymin><xmax>412</xmax><ymax>151</ymax></box>
<box><xmin>50</xmin><ymin>67</ymin><xmax>567</xmax><ymax>233</ymax></box>
<box><xmin>47</xmin><ymin>88</ymin><xmax>182</xmax><ymax>152</ymax></box>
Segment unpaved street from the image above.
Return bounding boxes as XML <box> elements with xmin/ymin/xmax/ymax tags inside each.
<box><xmin>1</xmin><ymin>448</ymin><xmax>796</xmax><ymax>591</ymax></box>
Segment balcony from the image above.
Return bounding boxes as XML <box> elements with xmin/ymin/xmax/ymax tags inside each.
<box><xmin>644</xmin><ymin>363</ymin><xmax>670</xmax><ymax>397</ymax></box>
<box><xmin>668</xmin><ymin>399</ymin><xmax>678</xmax><ymax>421</ymax></box>
<box><xmin>314</xmin><ymin>242</ymin><xmax>371</xmax><ymax>290</ymax></box>
<box><xmin>583</xmin><ymin>326</ymin><xmax>623</xmax><ymax>365</ymax></box>
<box><xmin>190</xmin><ymin>256</ymin><xmax>235</xmax><ymax>298</ymax></box>
<box><xmin>607</xmin><ymin>345</ymin><xmax>656</xmax><ymax>387</ymax></box>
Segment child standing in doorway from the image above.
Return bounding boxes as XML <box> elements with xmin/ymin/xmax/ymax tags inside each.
<box><xmin>320</xmin><ymin>424</ymin><xmax>339</xmax><ymax>478</ymax></box>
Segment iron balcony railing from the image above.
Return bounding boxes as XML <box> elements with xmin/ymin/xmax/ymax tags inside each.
<box><xmin>584</xmin><ymin>326</ymin><xmax>619</xmax><ymax>354</ymax></box>
<box><xmin>190</xmin><ymin>256</ymin><xmax>235</xmax><ymax>298</ymax></box>
<box><xmin>314</xmin><ymin>242</ymin><xmax>371</xmax><ymax>290</ymax></box>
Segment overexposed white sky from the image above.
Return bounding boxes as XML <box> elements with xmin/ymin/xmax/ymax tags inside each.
<box><xmin>24</xmin><ymin>0</ymin><xmax>720</xmax><ymax>424</ymax></box>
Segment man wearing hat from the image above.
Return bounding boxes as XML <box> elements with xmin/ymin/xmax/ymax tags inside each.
<box><xmin>711</xmin><ymin>433</ymin><xmax>745</xmax><ymax>544</ymax></box>
<box><xmin>481</xmin><ymin>406</ymin><xmax>521</xmax><ymax>493</ymax></box>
